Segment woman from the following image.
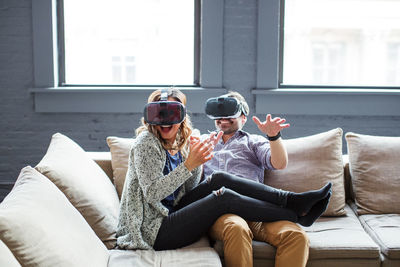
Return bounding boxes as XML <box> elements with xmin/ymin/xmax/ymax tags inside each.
<box><xmin>116</xmin><ymin>88</ymin><xmax>331</xmax><ymax>251</ymax></box>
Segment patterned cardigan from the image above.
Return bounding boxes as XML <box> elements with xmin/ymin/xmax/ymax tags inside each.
<box><xmin>116</xmin><ymin>130</ymin><xmax>202</xmax><ymax>250</ymax></box>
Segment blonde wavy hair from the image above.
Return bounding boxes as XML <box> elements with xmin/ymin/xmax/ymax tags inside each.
<box><xmin>136</xmin><ymin>88</ymin><xmax>193</xmax><ymax>156</ymax></box>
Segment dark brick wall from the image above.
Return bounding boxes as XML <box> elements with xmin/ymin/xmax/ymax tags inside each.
<box><xmin>1</xmin><ymin>0</ymin><xmax>399</xmax><ymax>201</ymax></box>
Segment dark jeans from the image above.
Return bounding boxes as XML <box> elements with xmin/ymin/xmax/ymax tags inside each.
<box><xmin>153</xmin><ymin>171</ymin><xmax>297</xmax><ymax>251</ymax></box>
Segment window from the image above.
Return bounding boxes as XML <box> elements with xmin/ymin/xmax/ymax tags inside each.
<box><xmin>387</xmin><ymin>42</ymin><xmax>400</xmax><ymax>84</ymax></box>
<box><xmin>61</xmin><ymin>0</ymin><xmax>196</xmax><ymax>86</ymax></box>
<box><xmin>312</xmin><ymin>42</ymin><xmax>345</xmax><ymax>85</ymax></box>
<box><xmin>31</xmin><ymin>0</ymin><xmax>224</xmax><ymax>113</ymax></box>
<box><xmin>281</xmin><ymin>0</ymin><xmax>400</xmax><ymax>87</ymax></box>
<box><xmin>254</xmin><ymin>0</ymin><xmax>400</xmax><ymax>116</ymax></box>
<box><xmin>111</xmin><ymin>56</ymin><xmax>136</xmax><ymax>83</ymax></box>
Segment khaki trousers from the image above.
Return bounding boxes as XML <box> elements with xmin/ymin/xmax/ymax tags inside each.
<box><xmin>209</xmin><ymin>214</ymin><xmax>309</xmax><ymax>267</ymax></box>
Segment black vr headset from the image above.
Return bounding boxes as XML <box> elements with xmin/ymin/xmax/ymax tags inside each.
<box><xmin>143</xmin><ymin>89</ymin><xmax>186</xmax><ymax>125</ymax></box>
<box><xmin>205</xmin><ymin>96</ymin><xmax>248</xmax><ymax>120</ymax></box>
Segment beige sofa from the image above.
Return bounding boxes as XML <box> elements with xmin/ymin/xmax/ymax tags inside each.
<box><xmin>0</xmin><ymin>129</ymin><xmax>399</xmax><ymax>267</ymax></box>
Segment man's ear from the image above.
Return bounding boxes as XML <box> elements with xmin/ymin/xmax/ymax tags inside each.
<box><xmin>241</xmin><ymin>115</ymin><xmax>247</xmax><ymax>125</ymax></box>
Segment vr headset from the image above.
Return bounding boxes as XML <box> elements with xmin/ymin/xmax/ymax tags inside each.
<box><xmin>205</xmin><ymin>96</ymin><xmax>248</xmax><ymax>120</ymax></box>
<box><xmin>143</xmin><ymin>89</ymin><xmax>186</xmax><ymax>125</ymax></box>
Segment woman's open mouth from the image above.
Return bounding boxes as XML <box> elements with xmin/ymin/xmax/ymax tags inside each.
<box><xmin>160</xmin><ymin>125</ymin><xmax>172</xmax><ymax>133</ymax></box>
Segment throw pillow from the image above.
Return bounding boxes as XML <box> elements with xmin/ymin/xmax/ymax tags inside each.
<box><xmin>106</xmin><ymin>136</ymin><xmax>135</xmax><ymax>198</ymax></box>
<box><xmin>0</xmin><ymin>240</ymin><xmax>20</xmax><ymax>267</ymax></box>
<box><xmin>345</xmin><ymin>132</ymin><xmax>400</xmax><ymax>214</ymax></box>
<box><xmin>265</xmin><ymin>128</ymin><xmax>346</xmax><ymax>216</ymax></box>
<box><xmin>0</xmin><ymin>166</ymin><xmax>109</xmax><ymax>267</ymax></box>
<box><xmin>35</xmin><ymin>133</ymin><xmax>120</xmax><ymax>249</ymax></box>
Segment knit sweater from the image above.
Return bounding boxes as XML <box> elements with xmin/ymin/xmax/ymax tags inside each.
<box><xmin>116</xmin><ymin>130</ymin><xmax>202</xmax><ymax>250</ymax></box>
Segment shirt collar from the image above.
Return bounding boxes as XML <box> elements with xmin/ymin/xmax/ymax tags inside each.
<box><xmin>220</xmin><ymin>129</ymin><xmax>248</xmax><ymax>144</ymax></box>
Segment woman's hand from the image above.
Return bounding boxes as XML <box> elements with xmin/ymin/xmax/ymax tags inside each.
<box><xmin>184</xmin><ymin>131</ymin><xmax>223</xmax><ymax>171</ymax></box>
<box><xmin>252</xmin><ymin>114</ymin><xmax>290</xmax><ymax>137</ymax></box>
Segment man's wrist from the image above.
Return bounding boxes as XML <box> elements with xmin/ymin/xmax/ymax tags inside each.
<box><xmin>267</xmin><ymin>131</ymin><xmax>281</xmax><ymax>141</ymax></box>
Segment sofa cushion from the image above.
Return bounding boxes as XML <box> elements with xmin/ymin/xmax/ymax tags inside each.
<box><xmin>108</xmin><ymin>237</ymin><xmax>221</xmax><ymax>267</ymax></box>
<box><xmin>264</xmin><ymin>128</ymin><xmax>346</xmax><ymax>216</ymax></box>
<box><xmin>0</xmin><ymin>166</ymin><xmax>109</xmax><ymax>267</ymax></box>
<box><xmin>35</xmin><ymin>133</ymin><xmax>120</xmax><ymax>249</ymax></box>
<box><xmin>358</xmin><ymin>213</ymin><xmax>400</xmax><ymax>259</ymax></box>
<box><xmin>0</xmin><ymin>240</ymin><xmax>20</xmax><ymax>267</ymax></box>
<box><xmin>345</xmin><ymin>132</ymin><xmax>400</xmax><ymax>214</ymax></box>
<box><xmin>214</xmin><ymin>205</ymin><xmax>379</xmax><ymax>265</ymax></box>
<box><xmin>106</xmin><ymin>136</ymin><xmax>135</xmax><ymax>198</ymax></box>
<box><xmin>302</xmin><ymin>205</ymin><xmax>380</xmax><ymax>260</ymax></box>
<box><xmin>87</xmin><ymin>151</ymin><xmax>113</xmax><ymax>181</ymax></box>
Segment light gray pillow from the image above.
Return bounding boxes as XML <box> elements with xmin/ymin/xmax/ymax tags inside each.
<box><xmin>35</xmin><ymin>133</ymin><xmax>120</xmax><ymax>249</ymax></box>
<box><xmin>265</xmin><ymin>128</ymin><xmax>346</xmax><ymax>216</ymax></box>
<box><xmin>346</xmin><ymin>132</ymin><xmax>400</xmax><ymax>214</ymax></box>
<box><xmin>0</xmin><ymin>166</ymin><xmax>109</xmax><ymax>267</ymax></box>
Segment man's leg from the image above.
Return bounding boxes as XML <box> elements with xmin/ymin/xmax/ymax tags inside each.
<box><xmin>248</xmin><ymin>220</ymin><xmax>309</xmax><ymax>267</ymax></box>
<box><xmin>209</xmin><ymin>214</ymin><xmax>254</xmax><ymax>267</ymax></box>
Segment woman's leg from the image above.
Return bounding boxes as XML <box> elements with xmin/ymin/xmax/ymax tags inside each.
<box><xmin>176</xmin><ymin>171</ymin><xmax>288</xmax><ymax>210</ymax></box>
<box><xmin>177</xmin><ymin>171</ymin><xmax>332</xmax><ymax>216</ymax></box>
<box><xmin>153</xmin><ymin>187</ymin><xmax>297</xmax><ymax>251</ymax></box>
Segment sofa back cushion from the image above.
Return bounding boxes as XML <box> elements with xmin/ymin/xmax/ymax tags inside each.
<box><xmin>106</xmin><ymin>136</ymin><xmax>135</xmax><ymax>199</ymax></box>
<box><xmin>345</xmin><ymin>132</ymin><xmax>400</xmax><ymax>214</ymax></box>
<box><xmin>35</xmin><ymin>133</ymin><xmax>120</xmax><ymax>249</ymax></box>
<box><xmin>0</xmin><ymin>166</ymin><xmax>109</xmax><ymax>267</ymax></box>
<box><xmin>264</xmin><ymin>128</ymin><xmax>346</xmax><ymax>216</ymax></box>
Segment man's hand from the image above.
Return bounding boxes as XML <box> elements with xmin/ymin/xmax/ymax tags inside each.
<box><xmin>189</xmin><ymin>131</ymin><xmax>223</xmax><ymax>147</ymax></box>
<box><xmin>252</xmin><ymin>114</ymin><xmax>290</xmax><ymax>137</ymax></box>
<box><xmin>185</xmin><ymin>131</ymin><xmax>223</xmax><ymax>171</ymax></box>
<box><xmin>206</xmin><ymin>131</ymin><xmax>223</xmax><ymax>146</ymax></box>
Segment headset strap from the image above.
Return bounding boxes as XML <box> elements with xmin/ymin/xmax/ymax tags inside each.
<box><xmin>160</xmin><ymin>89</ymin><xmax>168</xmax><ymax>101</ymax></box>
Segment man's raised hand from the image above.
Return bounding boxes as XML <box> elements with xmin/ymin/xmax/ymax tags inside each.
<box><xmin>252</xmin><ymin>114</ymin><xmax>290</xmax><ymax>137</ymax></box>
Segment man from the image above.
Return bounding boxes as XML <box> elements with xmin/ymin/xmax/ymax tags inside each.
<box><xmin>203</xmin><ymin>91</ymin><xmax>309</xmax><ymax>267</ymax></box>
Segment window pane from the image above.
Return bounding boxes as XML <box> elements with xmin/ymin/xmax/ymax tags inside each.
<box><xmin>282</xmin><ymin>0</ymin><xmax>400</xmax><ymax>87</ymax></box>
<box><xmin>63</xmin><ymin>0</ymin><xmax>195</xmax><ymax>85</ymax></box>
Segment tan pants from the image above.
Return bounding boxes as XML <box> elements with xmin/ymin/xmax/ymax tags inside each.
<box><xmin>209</xmin><ymin>214</ymin><xmax>309</xmax><ymax>267</ymax></box>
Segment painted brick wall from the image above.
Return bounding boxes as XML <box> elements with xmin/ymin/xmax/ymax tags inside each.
<box><xmin>1</xmin><ymin>0</ymin><xmax>399</xmax><ymax>201</ymax></box>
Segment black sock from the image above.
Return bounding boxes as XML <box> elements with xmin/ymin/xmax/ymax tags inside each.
<box><xmin>298</xmin><ymin>191</ymin><xmax>331</xmax><ymax>227</ymax></box>
<box><xmin>286</xmin><ymin>182</ymin><xmax>332</xmax><ymax>216</ymax></box>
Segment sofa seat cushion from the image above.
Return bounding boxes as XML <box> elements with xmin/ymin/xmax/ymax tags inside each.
<box><xmin>35</xmin><ymin>133</ymin><xmax>120</xmax><ymax>249</ymax></box>
<box><xmin>0</xmin><ymin>166</ymin><xmax>109</xmax><ymax>267</ymax></box>
<box><xmin>214</xmin><ymin>239</ymin><xmax>276</xmax><ymax>261</ymax></box>
<box><xmin>358</xmin><ymin>213</ymin><xmax>400</xmax><ymax>259</ymax></box>
<box><xmin>108</xmin><ymin>237</ymin><xmax>221</xmax><ymax>267</ymax></box>
<box><xmin>303</xmin><ymin>205</ymin><xmax>380</xmax><ymax>260</ymax></box>
<box><xmin>215</xmin><ymin>205</ymin><xmax>380</xmax><ymax>262</ymax></box>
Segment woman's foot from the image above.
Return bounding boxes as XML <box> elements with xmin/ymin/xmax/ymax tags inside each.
<box><xmin>286</xmin><ymin>182</ymin><xmax>332</xmax><ymax>217</ymax></box>
<box><xmin>298</xmin><ymin>191</ymin><xmax>331</xmax><ymax>227</ymax></box>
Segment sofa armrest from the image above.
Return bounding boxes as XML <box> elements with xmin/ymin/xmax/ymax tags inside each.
<box><xmin>86</xmin><ymin>152</ymin><xmax>113</xmax><ymax>182</ymax></box>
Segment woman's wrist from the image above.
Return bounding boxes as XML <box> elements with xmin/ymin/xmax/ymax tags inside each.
<box><xmin>184</xmin><ymin>160</ymin><xmax>195</xmax><ymax>172</ymax></box>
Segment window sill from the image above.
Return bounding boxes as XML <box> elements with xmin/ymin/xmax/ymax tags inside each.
<box><xmin>252</xmin><ymin>88</ymin><xmax>400</xmax><ymax>116</ymax></box>
<box><xmin>30</xmin><ymin>87</ymin><xmax>226</xmax><ymax>113</ymax></box>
